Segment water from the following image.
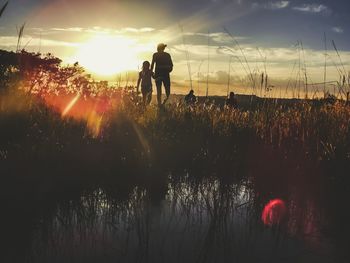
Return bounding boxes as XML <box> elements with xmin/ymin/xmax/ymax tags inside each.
<box><xmin>1</xmin><ymin>162</ymin><xmax>347</xmax><ymax>263</ymax></box>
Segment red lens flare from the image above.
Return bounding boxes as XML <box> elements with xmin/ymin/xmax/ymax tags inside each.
<box><xmin>262</xmin><ymin>199</ymin><xmax>287</xmax><ymax>226</ymax></box>
<box><xmin>42</xmin><ymin>94</ymin><xmax>114</xmax><ymax>119</ymax></box>
<box><xmin>40</xmin><ymin>93</ymin><xmax>120</xmax><ymax>137</ymax></box>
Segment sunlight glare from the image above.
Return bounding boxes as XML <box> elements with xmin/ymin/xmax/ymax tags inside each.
<box><xmin>75</xmin><ymin>35</ymin><xmax>140</xmax><ymax>76</ymax></box>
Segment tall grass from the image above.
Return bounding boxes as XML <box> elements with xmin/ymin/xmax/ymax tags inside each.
<box><xmin>1</xmin><ymin>50</ymin><xmax>349</xmax><ymax>172</ymax></box>
<box><xmin>16</xmin><ymin>23</ymin><xmax>25</xmax><ymax>52</ymax></box>
<box><xmin>0</xmin><ymin>1</ymin><xmax>8</xmax><ymax>18</ymax></box>
<box><xmin>1</xmin><ymin>49</ymin><xmax>349</xmax><ymax>263</ymax></box>
<box><xmin>2</xmin><ymin>86</ymin><xmax>349</xmax><ymax>167</ymax></box>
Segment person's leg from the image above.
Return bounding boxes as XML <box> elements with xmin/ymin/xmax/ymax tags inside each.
<box><xmin>146</xmin><ymin>90</ymin><xmax>152</xmax><ymax>105</ymax></box>
<box><xmin>141</xmin><ymin>87</ymin><xmax>147</xmax><ymax>106</ymax></box>
<box><xmin>155</xmin><ymin>77</ymin><xmax>162</xmax><ymax>106</ymax></box>
<box><xmin>163</xmin><ymin>75</ymin><xmax>171</xmax><ymax>104</ymax></box>
<box><xmin>142</xmin><ymin>90</ymin><xmax>147</xmax><ymax>106</ymax></box>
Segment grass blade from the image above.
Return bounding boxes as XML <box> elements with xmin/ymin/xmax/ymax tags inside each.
<box><xmin>16</xmin><ymin>22</ymin><xmax>25</xmax><ymax>52</ymax></box>
<box><xmin>0</xmin><ymin>1</ymin><xmax>9</xmax><ymax>18</ymax></box>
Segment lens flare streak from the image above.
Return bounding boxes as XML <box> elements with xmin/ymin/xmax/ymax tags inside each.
<box><xmin>62</xmin><ymin>93</ymin><xmax>80</xmax><ymax>116</ymax></box>
<box><xmin>87</xmin><ymin>111</ymin><xmax>103</xmax><ymax>138</ymax></box>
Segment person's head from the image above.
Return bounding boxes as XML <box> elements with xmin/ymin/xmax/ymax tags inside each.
<box><xmin>157</xmin><ymin>43</ymin><xmax>167</xmax><ymax>52</ymax></box>
<box><xmin>229</xmin><ymin>91</ymin><xmax>235</xmax><ymax>99</ymax></box>
<box><xmin>189</xmin><ymin>89</ymin><xmax>194</xmax><ymax>95</ymax></box>
<box><xmin>142</xmin><ymin>61</ymin><xmax>150</xmax><ymax>71</ymax></box>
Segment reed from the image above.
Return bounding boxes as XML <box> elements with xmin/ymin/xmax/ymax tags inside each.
<box><xmin>16</xmin><ymin>23</ymin><xmax>25</xmax><ymax>52</ymax></box>
<box><xmin>0</xmin><ymin>1</ymin><xmax>8</xmax><ymax>18</ymax></box>
<box><xmin>1</xmin><ymin>50</ymin><xmax>350</xmax><ymax>166</ymax></box>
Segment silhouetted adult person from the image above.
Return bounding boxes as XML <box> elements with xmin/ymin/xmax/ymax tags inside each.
<box><xmin>226</xmin><ymin>91</ymin><xmax>238</xmax><ymax>109</ymax></box>
<box><xmin>184</xmin><ymin>89</ymin><xmax>197</xmax><ymax>105</ymax></box>
<box><xmin>151</xmin><ymin>43</ymin><xmax>173</xmax><ymax>107</ymax></box>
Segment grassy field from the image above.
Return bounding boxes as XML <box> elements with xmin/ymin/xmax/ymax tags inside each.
<box><xmin>1</xmin><ymin>2</ymin><xmax>350</xmax><ymax>260</ymax></box>
<box><xmin>1</xmin><ymin>53</ymin><xmax>350</xmax><ymax>191</ymax></box>
<box><xmin>1</xmin><ymin>49</ymin><xmax>350</xmax><ymax>262</ymax></box>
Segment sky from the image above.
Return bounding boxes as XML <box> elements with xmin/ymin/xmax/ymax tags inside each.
<box><xmin>1</xmin><ymin>0</ymin><xmax>350</xmax><ymax>96</ymax></box>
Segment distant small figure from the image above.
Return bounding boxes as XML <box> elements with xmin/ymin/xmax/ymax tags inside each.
<box><xmin>184</xmin><ymin>89</ymin><xmax>197</xmax><ymax>105</ymax></box>
<box><xmin>323</xmin><ymin>92</ymin><xmax>337</xmax><ymax>105</ymax></box>
<box><xmin>137</xmin><ymin>61</ymin><xmax>154</xmax><ymax>106</ymax></box>
<box><xmin>225</xmin><ymin>92</ymin><xmax>238</xmax><ymax>109</ymax></box>
<box><xmin>151</xmin><ymin>43</ymin><xmax>173</xmax><ymax>107</ymax></box>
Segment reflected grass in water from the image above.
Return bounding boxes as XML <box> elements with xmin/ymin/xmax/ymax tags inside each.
<box><xmin>11</xmin><ymin>172</ymin><xmax>333</xmax><ymax>263</ymax></box>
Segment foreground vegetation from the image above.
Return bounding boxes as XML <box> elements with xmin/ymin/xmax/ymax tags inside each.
<box><xmin>0</xmin><ymin>50</ymin><xmax>349</xmax><ymax>182</ymax></box>
<box><xmin>0</xmin><ymin>13</ymin><xmax>349</xmax><ymax>259</ymax></box>
<box><xmin>1</xmin><ymin>5</ymin><xmax>349</xmax><ymax>261</ymax></box>
<box><xmin>2</xmin><ymin>80</ymin><xmax>350</xmax><ymax>262</ymax></box>
<box><xmin>1</xmin><ymin>86</ymin><xmax>350</xmax><ymax>171</ymax></box>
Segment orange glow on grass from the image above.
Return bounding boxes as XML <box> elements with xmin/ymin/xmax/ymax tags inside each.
<box><xmin>87</xmin><ymin>111</ymin><xmax>104</xmax><ymax>138</ymax></box>
<box><xmin>262</xmin><ymin>199</ymin><xmax>287</xmax><ymax>226</ymax></box>
<box><xmin>42</xmin><ymin>93</ymin><xmax>119</xmax><ymax>137</ymax></box>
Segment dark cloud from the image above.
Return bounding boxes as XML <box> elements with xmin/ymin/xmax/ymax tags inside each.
<box><xmin>1</xmin><ymin>0</ymin><xmax>349</xmax><ymax>50</ymax></box>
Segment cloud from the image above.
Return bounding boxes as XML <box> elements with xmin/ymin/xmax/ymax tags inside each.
<box><xmin>172</xmin><ymin>40</ymin><xmax>350</xmax><ymax>85</ymax></box>
<box><xmin>184</xmin><ymin>32</ymin><xmax>246</xmax><ymax>44</ymax></box>
<box><xmin>2</xmin><ymin>25</ymin><xmax>350</xmax><ymax>87</ymax></box>
<box><xmin>51</xmin><ymin>27</ymin><xmax>84</xmax><ymax>32</ymax></box>
<box><xmin>253</xmin><ymin>1</ymin><xmax>290</xmax><ymax>10</ymax></box>
<box><xmin>332</xmin><ymin>27</ymin><xmax>344</xmax><ymax>34</ymax></box>
<box><xmin>116</xmin><ymin>27</ymin><xmax>155</xmax><ymax>33</ymax></box>
<box><xmin>267</xmin><ymin>1</ymin><xmax>290</xmax><ymax>10</ymax></box>
<box><xmin>292</xmin><ymin>4</ymin><xmax>331</xmax><ymax>15</ymax></box>
<box><xmin>0</xmin><ymin>36</ymin><xmax>79</xmax><ymax>48</ymax></box>
<box><xmin>43</xmin><ymin>27</ymin><xmax>156</xmax><ymax>35</ymax></box>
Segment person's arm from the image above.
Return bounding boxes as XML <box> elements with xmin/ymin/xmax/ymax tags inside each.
<box><xmin>168</xmin><ymin>54</ymin><xmax>173</xmax><ymax>73</ymax></box>
<box><xmin>151</xmin><ymin>53</ymin><xmax>156</xmax><ymax>72</ymax></box>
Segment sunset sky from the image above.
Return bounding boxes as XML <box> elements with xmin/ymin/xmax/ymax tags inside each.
<box><xmin>1</xmin><ymin>0</ymin><xmax>350</xmax><ymax>95</ymax></box>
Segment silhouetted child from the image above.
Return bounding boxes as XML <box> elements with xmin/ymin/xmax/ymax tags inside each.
<box><xmin>184</xmin><ymin>89</ymin><xmax>197</xmax><ymax>105</ymax></box>
<box><xmin>225</xmin><ymin>92</ymin><xmax>238</xmax><ymax>109</ymax></box>
<box><xmin>137</xmin><ymin>61</ymin><xmax>154</xmax><ymax>106</ymax></box>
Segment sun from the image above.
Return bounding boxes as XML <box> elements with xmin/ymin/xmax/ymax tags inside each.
<box><xmin>75</xmin><ymin>35</ymin><xmax>139</xmax><ymax>76</ymax></box>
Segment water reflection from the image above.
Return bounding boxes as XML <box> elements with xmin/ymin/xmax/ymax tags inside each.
<box><xmin>0</xmin><ymin>170</ymin><xmax>341</xmax><ymax>263</ymax></box>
